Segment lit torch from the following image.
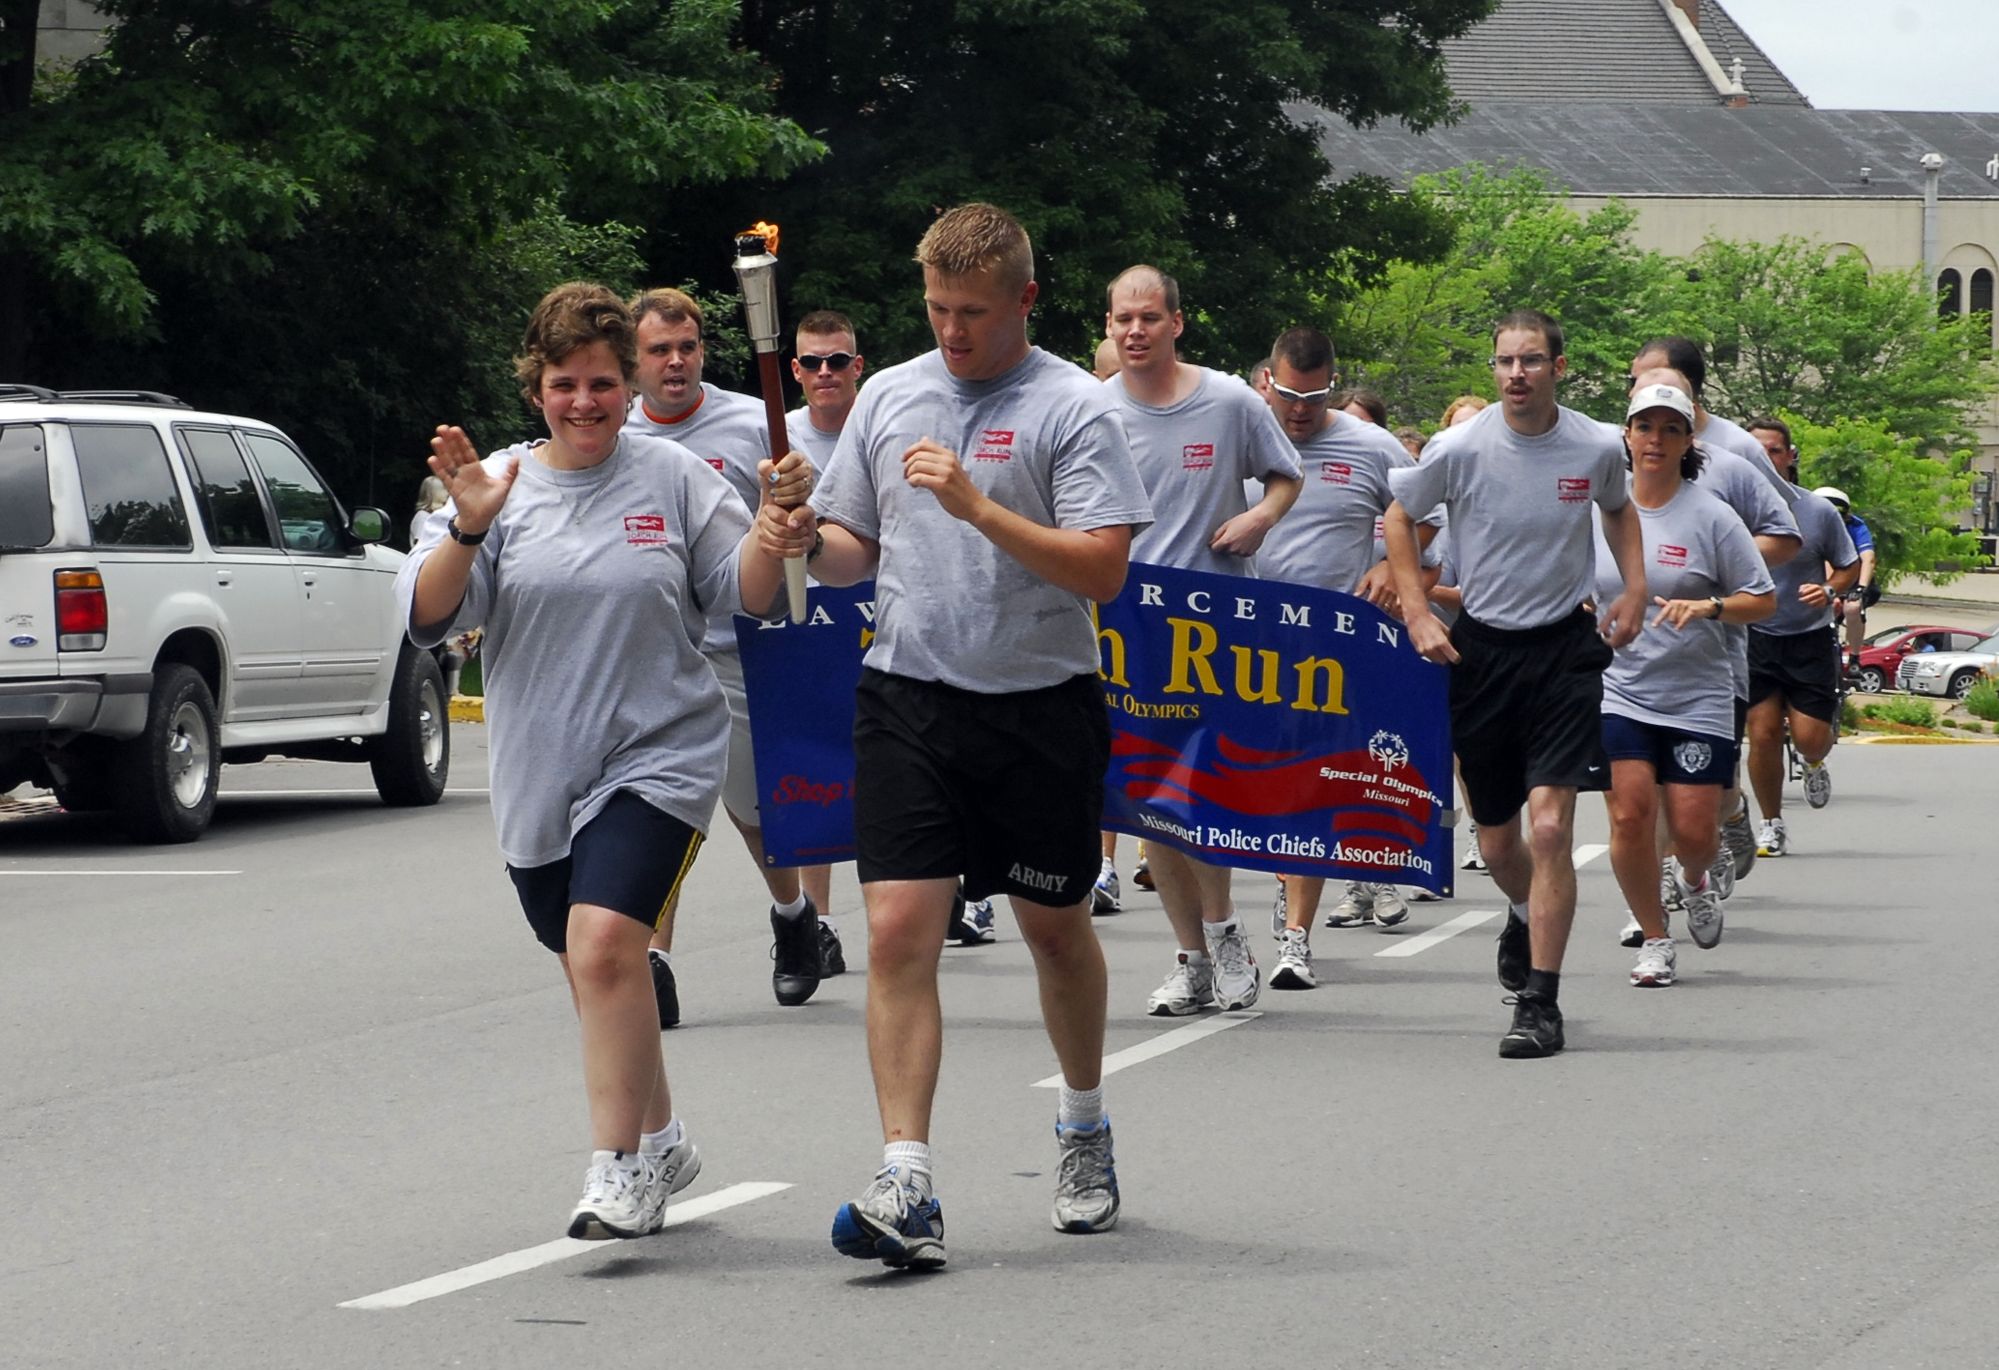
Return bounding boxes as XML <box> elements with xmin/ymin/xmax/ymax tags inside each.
<box><xmin>732</xmin><ymin>221</ymin><xmax>807</xmax><ymax>624</ymax></box>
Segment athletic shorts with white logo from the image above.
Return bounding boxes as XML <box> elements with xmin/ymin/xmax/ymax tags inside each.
<box><xmin>1449</xmin><ymin>608</ymin><xmax>1614</xmax><ymax>826</ymax></box>
<box><xmin>1601</xmin><ymin>714</ymin><xmax>1737</xmax><ymax>785</ymax></box>
<box><xmin>1747</xmin><ymin>626</ymin><xmax>1840</xmax><ymax>724</ymax></box>
<box><xmin>506</xmin><ymin>791</ymin><xmax>704</xmax><ymax>954</ymax></box>
<box><xmin>852</xmin><ymin>668</ymin><xmax>1108</xmax><ymax>905</ymax></box>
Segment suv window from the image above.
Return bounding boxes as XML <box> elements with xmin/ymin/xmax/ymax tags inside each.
<box><xmin>0</xmin><ymin>424</ymin><xmax>53</xmax><ymax>549</ymax></box>
<box><xmin>71</xmin><ymin>423</ymin><xmax>193</xmax><ymax>548</ymax></box>
<box><xmin>178</xmin><ymin>427</ymin><xmax>277</xmax><ymax>549</ymax></box>
<box><xmin>242</xmin><ymin>432</ymin><xmax>345</xmax><ymax>554</ymax></box>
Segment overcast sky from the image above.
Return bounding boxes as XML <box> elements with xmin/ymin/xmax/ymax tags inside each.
<box><xmin>1722</xmin><ymin>0</ymin><xmax>1999</xmax><ymax>111</ymax></box>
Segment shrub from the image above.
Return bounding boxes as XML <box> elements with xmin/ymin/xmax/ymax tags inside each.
<box><xmin>1964</xmin><ymin>677</ymin><xmax>1999</xmax><ymax>723</ymax></box>
<box><xmin>1873</xmin><ymin>697</ymin><xmax>1938</xmax><ymax>728</ymax></box>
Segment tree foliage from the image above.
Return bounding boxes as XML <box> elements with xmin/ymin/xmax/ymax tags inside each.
<box><xmin>1789</xmin><ymin>414</ymin><xmax>1984</xmax><ymax>587</ymax></box>
<box><xmin>655</xmin><ymin>0</ymin><xmax>1493</xmax><ymax>374</ymax></box>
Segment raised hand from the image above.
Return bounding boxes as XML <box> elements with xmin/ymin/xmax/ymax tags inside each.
<box><xmin>427</xmin><ymin>426</ymin><xmax>517</xmax><ymax>532</ymax></box>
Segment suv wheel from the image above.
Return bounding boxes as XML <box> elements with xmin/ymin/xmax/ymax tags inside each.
<box><xmin>368</xmin><ymin>648</ymin><xmax>450</xmax><ymax>806</ymax></box>
<box><xmin>113</xmin><ymin>663</ymin><xmax>220</xmax><ymax>843</ymax></box>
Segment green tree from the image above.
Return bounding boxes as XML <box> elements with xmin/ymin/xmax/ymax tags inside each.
<box><xmin>1789</xmin><ymin>413</ymin><xmax>1985</xmax><ymax>585</ymax></box>
<box><xmin>651</xmin><ymin>0</ymin><xmax>1493</xmax><ymax>374</ymax></box>
<box><xmin>1</xmin><ymin>0</ymin><xmax>819</xmax><ymax>496</ymax></box>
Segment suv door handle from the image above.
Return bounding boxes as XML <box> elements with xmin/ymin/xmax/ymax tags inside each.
<box><xmin>215</xmin><ymin>571</ymin><xmax>233</xmax><ymax>586</ymax></box>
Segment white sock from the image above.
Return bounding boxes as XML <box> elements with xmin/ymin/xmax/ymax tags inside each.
<box><xmin>1058</xmin><ymin>1085</ymin><xmax>1104</xmax><ymax>1131</ymax></box>
<box><xmin>1203</xmin><ymin>916</ymin><xmax>1239</xmax><ymax>940</ymax></box>
<box><xmin>640</xmin><ymin>1118</ymin><xmax>685</xmax><ymax>1154</ymax></box>
<box><xmin>1179</xmin><ymin>948</ymin><xmax>1210</xmax><ymax>962</ymax></box>
<box><xmin>1508</xmin><ymin>900</ymin><xmax>1529</xmax><ymax>925</ymax></box>
<box><xmin>593</xmin><ymin>1148</ymin><xmax>646</xmax><ymax>1174</ymax></box>
<box><xmin>818</xmin><ymin>915</ymin><xmax>837</xmax><ymax>932</ymax></box>
<box><xmin>649</xmin><ymin>948</ymin><xmax>672</xmax><ymax>967</ymax></box>
<box><xmin>884</xmin><ymin>1141</ymin><xmax>933</xmax><ymax>1196</ymax></box>
<box><xmin>1099</xmin><ymin>856</ymin><xmax>1115</xmax><ymax>878</ymax></box>
<box><xmin>773</xmin><ymin>892</ymin><xmax>809</xmax><ymax>918</ymax></box>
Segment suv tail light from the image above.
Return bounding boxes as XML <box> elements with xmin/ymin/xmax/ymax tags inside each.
<box><xmin>54</xmin><ymin>569</ymin><xmax>108</xmax><ymax>651</ymax></box>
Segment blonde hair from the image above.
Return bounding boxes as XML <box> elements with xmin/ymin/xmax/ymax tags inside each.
<box><xmin>915</xmin><ymin>203</ymin><xmax>1034</xmax><ymax>293</ymax></box>
<box><xmin>415</xmin><ymin>476</ymin><xmax>449</xmax><ymax>513</ymax></box>
<box><xmin>1440</xmin><ymin>395</ymin><xmax>1488</xmax><ymax>428</ymax></box>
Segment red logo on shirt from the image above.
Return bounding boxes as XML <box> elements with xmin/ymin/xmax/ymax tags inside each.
<box><xmin>1557</xmin><ymin>477</ymin><xmax>1591</xmax><ymax>504</ymax></box>
<box><xmin>973</xmin><ymin>428</ymin><xmax>1015</xmax><ymax>463</ymax></box>
<box><xmin>623</xmin><ymin>514</ymin><xmax>669</xmax><ymax>547</ymax></box>
<box><xmin>705</xmin><ymin>458</ymin><xmax>725</xmax><ymax>472</ymax></box>
<box><xmin>1183</xmin><ymin>443</ymin><xmax>1215</xmax><ymax>471</ymax></box>
<box><xmin>1320</xmin><ymin>462</ymin><xmax>1352</xmax><ymax>485</ymax></box>
<box><xmin>1657</xmin><ymin>544</ymin><xmax>1688</xmax><ymax>568</ymax></box>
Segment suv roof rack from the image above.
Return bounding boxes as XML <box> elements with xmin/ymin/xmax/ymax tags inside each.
<box><xmin>0</xmin><ymin>385</ymin><xmax>190</xmax><ymax>408</ymax></box>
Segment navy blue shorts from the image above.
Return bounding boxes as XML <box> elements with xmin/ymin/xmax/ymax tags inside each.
<box><xmin>1601</xmin><ymin>714</ymin><xmax>1736</xmax><ymax>786</ymax></box>
<box><xmin>506</xmin><ymin>791</ymin><xmax>704</xmax><ymax>954</ymax></box>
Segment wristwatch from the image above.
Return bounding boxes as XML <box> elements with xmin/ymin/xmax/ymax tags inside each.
<box><xmin>1709</xmin><ymin>596</ymin><xmax>1725</xmax><ymax>620</ymax></box>
<box><xmin>447</xmin><ymin>516</ymin><xmax>487</xmax><ymax>546</ymax></box>
<box><xmin>806</xmin><ymin>529</ymin><xmax>826</xmax><ymax>563</ymax></box>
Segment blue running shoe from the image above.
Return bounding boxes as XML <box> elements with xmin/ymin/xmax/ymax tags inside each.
<box><xmin>830</xmin><ymin>1166</ymin><xmax>946</xmax><ymax>1270</ymax></box>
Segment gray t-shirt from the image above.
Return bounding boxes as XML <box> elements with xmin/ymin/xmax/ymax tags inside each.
<box><xmin>396</xmin><ymin>434</ymin><xmax>750</xmax><ymax>867</ymax></box>
<box><xmin>626</xmin><ymin>382</ymin><xmax>773</xmax><ymax>653</ymax></box>
<box><xmin>1690</xmin><ymin>440</ymin><xmax>1800</xmax><ymax>700</ymax></box>
<box><xmin>1109</xmin><ymin>367</ymin><xmax>1299</xmax><ymax>577</ymax></box>
<box><xmin>1390</xmin><ymin>404</ymin><xmax>1630</xmax><ymax>631</ymax></box>
<box><xmin>785</xmin><ymin>407</ymin><xmax>842</xmax><ymax>474</ymax></box>
<box><xmin>1702</xmin><ymin>412</ymin><xmax>1796</xmax><ymax>507</ymax></box>
<box><xmin>1757</xmin><ymin>487</ymin><xmax>1860</xmax><ymax>637</ymax></box>
<box><xmin>1259</xmin><ymin>412</ymin><xmax>1424</xmax><ymax>595</ymax></box>
<box><xmin>1593</xmin><ymin>482</ymin><xmax>1774</xmax><ymax>739</ymax></box>
<box><xmin>813</xmin><ymin>347</ymin><xmax>1152</xmax><ymax>692</ymax></box>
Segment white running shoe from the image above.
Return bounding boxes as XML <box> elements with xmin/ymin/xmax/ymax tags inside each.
<box><xmin>639</xmin><ymin>1135</ymin><xmax>702</xmax><ymax>1228</ymax></box>
<box><xmin>1803</xmin><ymin>760</ymin><xmax>1831</xmax><ymax>810</ymax></box>
<box><xmin>1146</xmin><ymin>952</ymin><xmax>1213</xmax><ymax>1017</ymax></box>
<box><xmin>1269</xmin><ymin>927</ymin><xmax>1317</xmax><ymax>989</ymax></box>
<box><xmin>1708</xmin><ymin>838</ymin><xmax>1735</xmax><ymax>901</ymax></box>
<box><xmin>1461</xmin><ymin>821</ymin><xmax>1487</xmax><ymax>871</ymax></box>
<box><xmin>1324</xmin><ymin>881</ymin><xmax>1374</xmax><ymax>927</ymax></box>
<box><xmin>1756</xmin><ymin>817</ymin><xmax>1788</xmax><ymax>857</ymax></box>
<box><xmin>1630</xmin><ymin>937</ymin><xmax>1677</xmax><ymax>987</ymax></box>
<box><xmin>1723</xmin><ymin>802</ymin><xmax>1758</xmax><ymax>879</ymax></box>
<box><xmin>1660</xmin><ymin>859</ymin><xmax>1687</xmax><ymax>921</ymax></box>
<box><xmin>1269</xmin><ymin>878</ymin><xmax>1288</xmax><ymax>939</ymax></box>
<box><xmin>568</xmin><ymin>1151</ymin><xmax>659</xmax><ymax>1240</ymax></box>
<box><xmin>1369</xmin><ymin>883</ymin><xmax>1410</xmax><ymax>929</ymax></box>
<box><xmin>1204</xmin><ymin>921</ymin><xmax>1261</xmax><ymax>1010</ymax></box>
<box><xmin>1618</xmin><ymin>911</ymin><xmax>1646</xmax><ymax>949</ymax></box>
<box><xmin>1091</xmin><ymin>861</ymin><xmax>1121</xmax><ymax>915</ymax></box>
<box><xmin>1681</xmin><ymin>875</ymin><xmax>1724</xmax><ymax>949</ymax></box>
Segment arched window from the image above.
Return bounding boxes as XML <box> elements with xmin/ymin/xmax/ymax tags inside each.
<box><xmin>1938</xmin><ymin>268</ymin><xmax>1963</xmax><ymax>315</ymax></box>
<box><xmin>1972</xmin><ymin>268</ymin><xmax>1994</xmax><ymax>315</ymax></box>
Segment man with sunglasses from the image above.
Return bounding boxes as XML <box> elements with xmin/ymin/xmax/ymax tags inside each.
<box><xmin>1385</xmin><ymin>309</ymin><xmax>1648</xmax><ymax>1059</ymax></box>
<box><xmin>624</xmin><ymin>287</ymin><xmax>842</xmax><ymax>1020</ymax></box>
<box><xmin>1253</xmin><ymin>326</ymin><xmax>1439</xmax><ymax>986</ymax></box>
<box><xmin>786</xmin><ymin>311</ymin><xmax>865</xmax><ymax>471</ymax></box>
<box><xmin>1102</xmin><ymin>266</ymin><xmax>1302</xmax><ymax>1015</ymax></box>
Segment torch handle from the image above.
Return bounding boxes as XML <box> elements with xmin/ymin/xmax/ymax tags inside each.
<box><xmin>754</xmin><ymin>348</ymin><xmax>809</xmax><ymax>624</ymax></box>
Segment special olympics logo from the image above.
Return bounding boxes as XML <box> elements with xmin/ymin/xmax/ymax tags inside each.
<box><xmin>1673</xmin><ymin>740</ymin><xmax>1713</xmax><ymax>774</ymax></box>
<box><xmin>1368</xmin><ymin>730</ymin><xmax>1410</xmax><ymax>771</ymax></box>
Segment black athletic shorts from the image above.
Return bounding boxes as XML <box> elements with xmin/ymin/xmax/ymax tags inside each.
<box><xmin>852</xmin><ymin>667</ymin><xmax>1109</xmax><ymax>906</ymax></box>
<box><xmin>1734</xmin><ymin>694</ymin><xmax>1749</xmax><ymax>748</ymax></box>
<box><xmin>506</xmin><ymin>791</ymin><xmax>704</xmax><ymax>954</ymax></box>
<box><xmin>1747</xmin><ymin>627</ymin><xmax>1839</xmax><ymax>724</ymax></box>
<box><xmin>1449</xmin><ymin>608</ymin><xmax>1614</xmax><ymax>827</ymax></box>
<box><xmin>1601</xmin><ymin>714</ymin><xmax>1736</xmax><ymax>786</ymax></box>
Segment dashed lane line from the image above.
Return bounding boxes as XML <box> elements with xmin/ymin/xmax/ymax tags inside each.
<box><xmin>339</xmin><ymin>1181</ymin><xmax>793</xmax><ymax>1310</ymax></box>
<box><xmin>1031</xmin><ymin>1011</ymin><xmax>1261</xmax><ymax>1089</ymax></box>
<box><xmin>1373</xmin><ymin>843</ymin><xmax>1608</xmax><ymax>957</ymax></box>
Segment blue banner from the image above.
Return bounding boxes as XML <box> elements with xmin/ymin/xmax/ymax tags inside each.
<box><xmin>738</xmin><ymin>565</ymin><xmax>1455</xmax><ymax>893</ymax></box>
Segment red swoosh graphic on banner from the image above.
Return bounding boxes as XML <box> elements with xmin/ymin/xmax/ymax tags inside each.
<box><xmin>1114</xmin><ymin>732</ymin><xmax>1436</xmax><ymax>823</ymax></box>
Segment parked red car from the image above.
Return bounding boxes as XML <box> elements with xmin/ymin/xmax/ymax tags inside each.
<box><xmin>1851</xmin><ymin>625</ymin><xmax>1993</xmax><ymax>693</ymax></box>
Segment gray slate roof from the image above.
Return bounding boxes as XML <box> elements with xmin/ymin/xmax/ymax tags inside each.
<box><xmin>1299</xmin><ymin>103</ymin><xmax>1999</xmax><ymax>200</ymax></box>
<box><xmin>1440</xmin><ymin>0</ymin><xmax>1810</xmax><ymax>107</ymax></box>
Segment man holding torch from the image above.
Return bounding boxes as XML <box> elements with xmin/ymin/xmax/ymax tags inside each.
<box><xmin>753</xmin><ymin>203</ymin><xmax>1151</xmax><ymax>1269</ymax></box>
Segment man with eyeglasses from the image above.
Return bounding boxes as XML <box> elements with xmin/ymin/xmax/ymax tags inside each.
<box><xmin>1385</xmin><ymin>309</ymin><xmax>1649</xmax><ymax>1059</ymax></box>
<box><xmin>625</xmin><ymin>287</ymin><xmax>843</xmax><ymax>1020</ymax></box>
<box><xmin>1102</xmin><ymin>266</ymin><xmax>1303</xmax><ymax>1014</ymax></box>
<box><xmin>1253</xmin><ymin>325</ymin><xmax>1438</xmax><ymax>987</ymax></box>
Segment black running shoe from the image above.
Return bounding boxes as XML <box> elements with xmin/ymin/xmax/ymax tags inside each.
<box><xmin>1498</xmin><ymin>993</ymin><xmax>1564</xmax><ymax>1059</ymax></box>
<box><xmin>817</xmin><ymin>919</ymin><xmax>847</xmax><ymax>976</ymax></box>
<box><xmin>771</xmin><ymin>896</ymin><xmax>823</xmax><ymax>1007</ymax></box>
<box><xmin>1496</xmin><ymin>913</ymin><xmax>1530</xmax><ymax>992</ymax></box>
<box><xmin>649</xmin><ymin>951</ymin><xmax>680</xmax><ymax>1030</ymax></box>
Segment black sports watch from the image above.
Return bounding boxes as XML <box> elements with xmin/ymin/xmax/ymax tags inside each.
<box><xmin>1708</xmin><ymin>596</ymin><xmax>1725</xmax><ymax>620</ymax></box>
<box><xmin>447</xmin><ymin>516</ymin><xmax>487</xmax><ymax>546</ymax></box>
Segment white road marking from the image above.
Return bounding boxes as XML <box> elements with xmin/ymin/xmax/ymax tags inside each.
<box><xmin>222</xmin><ymin>788</ymin><xmax>491</xmax><ymax>798</ymax></box>
<box><xmin>1032</xmin><ymin>1011</ymin><xmax>1261</xmax><ymax>1089</ymax></box>
<box><xmin>1377</xmin><ymin>844</ymin><xmax>1608</xmax><ymax>957</ymax></box>
<box><xmin>0</xmin><ymin>869</ymin><xmax>242</xmax><ymax>877</ymax></box>
<box><xmin>339</xmin><ymin>1181</ymin><xmax>792</xmax><ymax>1311</ymax></box>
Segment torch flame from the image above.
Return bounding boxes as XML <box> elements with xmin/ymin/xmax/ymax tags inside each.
<box><xmin>742</xmin><ymin>220</ymin><xmax>780</xmax><ymax>255</ymax></box>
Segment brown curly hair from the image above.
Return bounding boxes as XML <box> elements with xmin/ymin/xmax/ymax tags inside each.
<box><xmin>513</xmin><ymin>282</ymin><xmax>639</xmax><ymax>404</ymax></box>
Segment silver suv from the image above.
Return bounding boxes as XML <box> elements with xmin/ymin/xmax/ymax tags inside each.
<box><xmin>0</xmin><ymin>386</ymin><xmax>448</xmax><ymax>841</ymax></box>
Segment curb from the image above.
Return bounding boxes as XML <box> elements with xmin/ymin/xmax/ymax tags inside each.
<box><xmin>1847</xmin><ymin>733</ymin><xmax>1999</xmax><ymax>745</ymax></box>
<box><xmin>448</xmin><ymin>695</ymin><xmax>484</xmax><ymax>724</ymax></box>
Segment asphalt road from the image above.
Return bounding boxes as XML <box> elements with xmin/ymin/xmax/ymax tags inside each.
<box><xmin>3</xmin><ymin>728</ymin><xmax>1996</xmax><ymax>1370</ymax></box>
